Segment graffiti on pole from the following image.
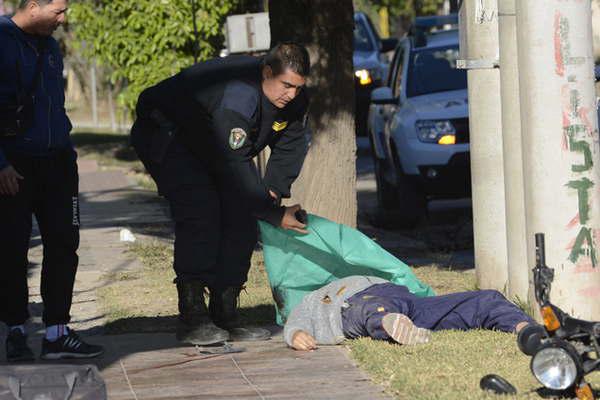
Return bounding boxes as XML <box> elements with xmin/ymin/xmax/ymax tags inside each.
<box><xmin>475</xmin><ymin>0</ymin><xmax>497</xmax><ymax>24</ymax></box>
<box><xmin>562</xmin><ymin>87</ymin><xmax>597</xmax><ymax>269</ymax></box>
<box><xmin>556</xmin><ymin>10</ymin><xmax>599</xmax><ymax>271</ymax></box>
<box><xmin>554</xmin><ymin>12</ymin><xmax>586</xmax><ymax>77</ymax></box>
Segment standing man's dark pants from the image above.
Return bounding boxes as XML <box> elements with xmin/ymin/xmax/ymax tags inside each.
<box><xmin>159</xmin><ymin>139</ymin><xmax>258</xmax><ymax>289</ymax></box>
<box><xmin>341</xmin><ymin>283</ymin><xmax>535</xmax><ymax>340</ymax></box>
<box><xmin>0</xmin><ymin>151</ymin><xmax>80</xmax><ymax>326</ymax></box>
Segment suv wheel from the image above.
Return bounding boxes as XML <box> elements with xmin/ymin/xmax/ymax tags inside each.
<box><xmin>392</xmin><ymin>166</ymin><xmax>426</xmax><ymax>228</ymax></box>
<box><xmin>371</xmin><ymin>142</ymin><xmax>426</xmax><ymax>228</ymax></box>
<box><xmin>370</xmin><ymin>136</ymin><xmax>399</xmax><ymax>209</ymax></box>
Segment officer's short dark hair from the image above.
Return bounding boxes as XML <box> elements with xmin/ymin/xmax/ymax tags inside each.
<box><xmin>18</xmin><ymin>0</ymin><xmax>53</xmax><ymax>9</ymax></box>
<box><xmin>263</xmin><ymin>42</ymin><xmax>310</xmax><ymax>77</ymax></box>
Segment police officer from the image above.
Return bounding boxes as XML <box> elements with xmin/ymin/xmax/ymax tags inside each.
<box><xmin>132</xmin><ymin>43</ymin><xmax>311</xmax><ymax>345</ymax></box>
<box><xmin>0</xmin><ymin>0</ymin><xmax>103</xmax><ymax>361</ymax></box>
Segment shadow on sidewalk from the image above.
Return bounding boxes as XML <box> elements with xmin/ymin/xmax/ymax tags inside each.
<box><xmin>0</xmin><ymin>310</ymin><xmax>282</xmax><ymax>371</ymax></box>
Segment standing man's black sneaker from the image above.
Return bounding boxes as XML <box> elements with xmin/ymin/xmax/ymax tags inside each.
<box><xmin>40</xmin><ymin>330</ymin><xmax>104</xmax><ymax>360</ymax></box>
<box><xmin>6</xmin><ymin>329</ymin><xmax>35</xmax><ymax>362</ymax></box>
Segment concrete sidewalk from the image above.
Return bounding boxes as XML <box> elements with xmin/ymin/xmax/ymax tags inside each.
<box><xmin>0</xmin><ymin>160</ymin><xmax>391</xmax><ymax>400</ymax></box>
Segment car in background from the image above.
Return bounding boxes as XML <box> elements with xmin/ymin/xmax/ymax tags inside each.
<box><xmin>367</xmin><ymin>14</ymin><xmax>470</xmax><ymax>227</ymax></box>
<box><xmin>354</xmin><ymin>11</ymin><xmax>397</xmax><ymax>136</ymax></box>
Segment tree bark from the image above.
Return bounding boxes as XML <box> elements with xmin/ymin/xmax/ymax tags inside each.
<box><xmin>268</xmin><ymin>0</ymin><xmax>357</xmax><ymax>227</ymax></box>
<box><xmin>450</xmin><ymin>0</ymin><xmax>459</xmax><ymax>13</ymax></box>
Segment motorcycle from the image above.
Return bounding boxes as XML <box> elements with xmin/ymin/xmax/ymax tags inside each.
<box><xmin>481</xmin><ymin>233</ymin><xmax>600</xmax><ymax>399</ymax></box>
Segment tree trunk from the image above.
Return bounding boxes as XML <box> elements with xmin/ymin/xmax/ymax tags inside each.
<box><xmin>450</xmin><ymin>0</ymin><xmax>459</xmax><ymax>13</ymax></box>
<box><xmin>268</xmin><ymin>0</ymin><xmax>357</xmax><ymax>227</ymax></box>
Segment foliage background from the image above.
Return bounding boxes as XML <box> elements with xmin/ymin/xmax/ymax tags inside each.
<box><xmin>354</xmin><ymin>0</ymin><xmax>449</xmax><ymax>37</ymax></box>
<box><xmin>1</xmin><ymin>0</ymin><xmax>455</xmax><ymax>119</ymax></box>
<box><xmin>68</xmin><ymin>0</ymin><xmax>237</xmax><ymax>112</ymax></box>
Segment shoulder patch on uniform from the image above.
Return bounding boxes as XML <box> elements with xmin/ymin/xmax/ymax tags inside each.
<box><xmin>229</xmin><ymin>127</ymin><xmax>247</xmax><ymax>150</ymax></box>
<box><xmin>221</xmin><ymin>80</ymin><xmax>259</xmax><ymax>120</ymax></box>
<box><xmin>272</xmin><ymin>120</ymin><xmax>288</xmax><ymax>132</ymax></box>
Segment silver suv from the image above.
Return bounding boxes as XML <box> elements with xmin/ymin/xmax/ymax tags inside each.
<box><xmin>367</xmin><ymin>15</ymin><xmax>469</xmax><ymax>227</ymax></box>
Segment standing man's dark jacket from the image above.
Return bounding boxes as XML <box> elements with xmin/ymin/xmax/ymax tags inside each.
<box><xmin>133</xmin><ymin>56</ymin><xmax>310</xmax><ymax>226</ymax></box>
<box><xmin>0</xmin><ymin>15</ymin><xmax>74</xmax><ymax>167</ymax></box>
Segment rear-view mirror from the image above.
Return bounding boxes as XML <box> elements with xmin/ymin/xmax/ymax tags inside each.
<box><xmin>371</xmin><ymin>87</ymin><xmax>397</xmax><ymax>105</ymax></box>
<box><xmin>380</xmin><ymin>38</ymin><xmax>398</xmax><ymax>53</ymax></box>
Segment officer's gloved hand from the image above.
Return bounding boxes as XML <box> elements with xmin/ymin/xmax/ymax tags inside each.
<box><xmin>281</xmin><ymin>204</ymin><xmax>308</xmax><ymax>234</ymax></box>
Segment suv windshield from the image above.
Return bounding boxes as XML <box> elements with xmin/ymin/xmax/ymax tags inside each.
<box><xmin>406</xmin><ymin>45</ymin><xmax>467</xmax><ymax>97</ymax></box>
<box><xmin>354</xmin><ymin>19</ymin><xmax>375</xmax><ymax>52</ymax></box>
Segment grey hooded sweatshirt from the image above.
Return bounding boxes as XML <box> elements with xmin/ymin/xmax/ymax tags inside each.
<box><xmin>283</xmin><ymin>275</ymin><xmax>389</xmax><ymax>347</ymax></box>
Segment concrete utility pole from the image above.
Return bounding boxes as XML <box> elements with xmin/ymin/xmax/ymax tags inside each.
<box><xmin>498</xmin><ymin>0</ymin><xmax>529</xmax><ymax>301</ymax></box>
<box><xmin>517</xmin><ymin>0</ymin><xmax>600</xmax><ymax>319</ymax></box>
<box><xmin>458</xmin><ymin>0</ymin><xmax>509</xmax><ymax>292</ymax></box>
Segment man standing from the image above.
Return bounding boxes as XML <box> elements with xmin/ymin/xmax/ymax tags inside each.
<box><xmin>0</xmin><ymin>0</ymin><xmax>103</xmax><ymax>361</ymax></box>
<box><xmin>132</xmin><ymin>43</ymin><xmax>311</xmax><ymax>345</ymax></box>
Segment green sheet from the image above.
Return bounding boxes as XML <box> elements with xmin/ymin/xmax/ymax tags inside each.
<box><xmin>258</xmin><ymin>214</ymin><xmax>435</xmax><ymax>325</ymax></box>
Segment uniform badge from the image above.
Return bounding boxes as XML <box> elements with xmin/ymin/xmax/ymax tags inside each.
<box><xmin>48</xmin><ymin>54</ymin><xmax>56</xmax><ymax>69</ymax></box>
<box><xmin>272</xmin><ymin>120</ymin><xmax>288</xmax><ymax>132</ymax></box>
<box><xmin>229</xmin><ymin>127</ymin><xmax>247</xmax><ymax>150</ymax></box>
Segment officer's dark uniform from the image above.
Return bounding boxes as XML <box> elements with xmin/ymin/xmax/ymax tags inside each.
<box><xmin>132</xmin><ymin>55</ymin><xmax>309</xmax><ymax>342</ymax></box>
<box><xmin>0</xmin><ymin>16</ymin><xmax>79</xmax><ymax>327</ymax></box>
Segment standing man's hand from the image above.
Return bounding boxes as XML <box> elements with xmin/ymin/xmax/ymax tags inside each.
<box><xmin>281</xmin><ymin>204</ymin><xmax>308</xmax><ymax>234</ymax></box>
<box><xmin>0</xmin><ymin>165</ymin><xmax>24</xmax><ymax>196</ymax></box>
<box><xmin>291</xmin><ymin>330</ymin><xmax>318</xmax><ymax>351</ymax></box>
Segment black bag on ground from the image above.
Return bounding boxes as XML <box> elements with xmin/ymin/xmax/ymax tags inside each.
<box><xmin>0</xmin><ymin>364</ymin><xmax>106</xmax><ymax>400</ymax></box>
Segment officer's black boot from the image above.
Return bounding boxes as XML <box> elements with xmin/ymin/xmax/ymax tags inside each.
<box><xmin>209</xmin><ymin>287</ymin><xmax>271</xmax><ymax>341</ymax></box>
<box><xmin>176</xmin><ymin>280</ymin><xmax>230</xmax><ymax>345</ymax></box>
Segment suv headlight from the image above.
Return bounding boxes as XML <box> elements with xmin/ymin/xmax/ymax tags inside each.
<box><xmin>531</xmin><ymin>343</ymin><xmax>581</xmax><ymax>390</ymax></box>
<box><xmin>355</xmin><ymin>68</ymin><xmax>382</xmax><ymax>86</ymax></box>
<box><xmin>416</xmin><ymin>120</ymin><xmax>456</xmax><ymax>144</ymax></box>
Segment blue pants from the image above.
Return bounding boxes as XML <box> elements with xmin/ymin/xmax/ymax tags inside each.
<box><xmin>341</xmin><ymin>283</ymin><xmax>534</xmax><ymax>341</ymax></box>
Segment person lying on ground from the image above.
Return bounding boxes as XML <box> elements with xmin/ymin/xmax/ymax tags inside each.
<box><xmin>283</xmin><ymin>275</ymin><xmax>537</xmax><ymax>351</ymax></box>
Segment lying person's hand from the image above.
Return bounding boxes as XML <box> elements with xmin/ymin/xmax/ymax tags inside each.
<box><xmin>291</xmin><ymin>330</ymin><xmax>317</xmax><ymax>351</ymax></box>
<box><xmin>281</xmin><ymin>204</ymin><xmax>308</xmax><ymax>234</ymax></box>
